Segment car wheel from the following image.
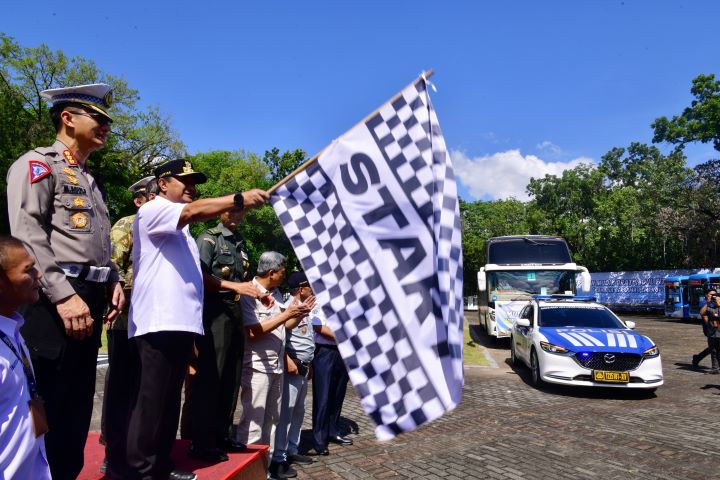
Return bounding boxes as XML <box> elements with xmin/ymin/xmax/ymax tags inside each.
<box><xmin>510</xmin><ymin>337</ymin><xmax>519</xmax><ymax>366</ymax></box>
<box><xmin>530</xmin><ymin>349</ymin><xmax>544</xmax><ymax>388</ymax></box>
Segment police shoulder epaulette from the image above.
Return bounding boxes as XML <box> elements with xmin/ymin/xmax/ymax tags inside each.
<box><xmin>207</xmin><ymin>227</ymin><xmax>222</xmax><ymax>235</ymax></box>
<box><xmin>202</xmin><ymin>237</ymin><xmax>216</xmax><ymax>245</ymax></box>
<box><xmin>32</xmin><ymin>146</ymin><xmax>57</xmax><ymax>156</ymax></box>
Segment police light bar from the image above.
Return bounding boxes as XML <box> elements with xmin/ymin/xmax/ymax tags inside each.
<box><xmin>531</xmin><ymin>294</ymin><xmax>597</xmax><ymax>302</ymax></box>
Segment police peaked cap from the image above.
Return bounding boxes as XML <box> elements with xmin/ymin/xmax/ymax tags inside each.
<box><xmin>41</xmin><ymin>83</ymin><xmax>114</xmax><ymax>122</ymax></box>
<box><xmin>128</xmin><ymin>176</ymin><xmax>155</xmax><ymax>195</ymax></box>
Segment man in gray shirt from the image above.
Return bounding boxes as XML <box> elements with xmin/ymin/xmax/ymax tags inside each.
<box><xmin>270</xmin><ymin>272</ymin><xmax>316</xmax><ymax>480</ymax></box>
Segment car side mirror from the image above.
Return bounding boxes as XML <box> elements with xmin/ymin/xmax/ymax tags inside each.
<box><xmin>516</xmin><ymin>318</ymin><xmax>530</xmax><ymax>328</ymax></box>
<box><xmin>625</xmin><ymin>321</ymin><xmax>636</xmax><ymax>330</ymax></box>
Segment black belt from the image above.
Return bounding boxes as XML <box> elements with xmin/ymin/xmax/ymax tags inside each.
<box><xmin>316</xmin><ymin>343</ymin><xmax>338</xmax><ymax>350</ymax></box>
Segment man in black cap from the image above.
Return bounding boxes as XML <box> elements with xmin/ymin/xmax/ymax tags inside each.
<box><xmin>101</xmin><ymin>176</ymin><xmax>158</xmax><ymax>477</ymax></box>
<box><xmin>270</xmin><ymin>272</ymin><xmax>316</xmax><ymax>479</ymax></box>
<box><xmin>6</xmin><ymin>83</ymin><xmax>124</xmax><ymax>480</ymax></box>
<box><xmin>126</xmin><ymin>159</ymin><xmax>268</xmax><ymax>480</ymax></box>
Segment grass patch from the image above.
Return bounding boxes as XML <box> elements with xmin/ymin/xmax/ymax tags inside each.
<box><xmin>463</xmin><ymin>322</ymin><xmax>489</xmax><ymax>366</ymax></box>
<box><xmin>100</xmin><ymin>323</ymin><xmax>108</xmax><ymax>354</ymax></box>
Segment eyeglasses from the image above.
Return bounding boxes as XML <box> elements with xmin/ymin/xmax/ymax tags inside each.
<box><xmin>69</xmin><ymin>110</ymin><xmax>113</xmax><ymax>126</ymax></box>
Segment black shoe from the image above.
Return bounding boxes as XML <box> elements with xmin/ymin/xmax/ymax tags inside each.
<box><xmin>268</xmin><ymin>460</ymin><xmax>297</xmax><ymax>479</ymax></box>
<box><xmin>187</xmin><ymin>444</ymin><xmax>229</xmax><ymax>462</ymax></box>
<box><xmin>328</xmin><ymin>435</ymin><xmax>353</xmax><ymax>445</ymax></box>
<box><xmin>692</xmin><ymin>354</ymin><xmax>700</xmax><ymax>368</ymax></box>
<box><xmin>308</xmin><ymin>446</ymin><xmax>329</xmax><ymax>456</ymax></box>
<box><xmin>169</xmin><ymin>470</ymin><xmax>198</xmax><ymax>480</ymax></box>
<box><xmin>221</xmin><ymin>438</ymin><xmax>247</xmax><ymax>452</ymax></box>
<box><xmin>288</xmin><ymin>453</ymin><xmax>314</xmax><ymax>465</ymax></box>
<box><xmin>281</xmin><ymin>461</ymin><xmax>297</xmax><ymax>478</ymax></box>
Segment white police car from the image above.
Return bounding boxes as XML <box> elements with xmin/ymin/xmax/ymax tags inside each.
<box><xmin>510</xmin><ymin>296</ymin><xmax>663</xmax><ymax>390</ymax></box>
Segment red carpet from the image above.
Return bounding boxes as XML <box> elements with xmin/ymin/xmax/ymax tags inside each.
<box><xmin>79</xmin><ymin>432</ymin><xmax>269</xmax><ymax>480</ymax></box>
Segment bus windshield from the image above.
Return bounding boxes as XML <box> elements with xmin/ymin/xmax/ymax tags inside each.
<box><xmin>487</xmin><ymin>270</ymin><xmax>576</xmax><ymax>297</ymax></box>
<box><xmin>488</xmin><ymin>238</ymin><xmax>572</xmax><ymax>264</ymax></box>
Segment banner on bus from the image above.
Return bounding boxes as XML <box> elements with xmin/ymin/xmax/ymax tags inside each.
<box><xmin>494</xmin><ymin>300</ymin><xmax>527</xmax><ymax>336</ymax></box>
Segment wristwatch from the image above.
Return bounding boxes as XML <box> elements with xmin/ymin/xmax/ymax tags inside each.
<box><xmin>233</xmin><ymin>192</ymin><xmax>244</xmax><ymax>209</ymax></box>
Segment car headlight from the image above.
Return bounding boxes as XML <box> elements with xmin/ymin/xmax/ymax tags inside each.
<box><xmin>540</xmin><ymin>341</ymin><xmax>569</xmax><ymax>354</ymax></box>
<box><xmin>643</xmin><ymin>345</ymin><xmax>660</xmax><ymax>358</ymax></box>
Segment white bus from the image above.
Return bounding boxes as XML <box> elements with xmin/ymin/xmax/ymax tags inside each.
<box><xmin>476</xmin><ymin>236</ymin><xmax>591</xmax><ymax>338</ymax></box>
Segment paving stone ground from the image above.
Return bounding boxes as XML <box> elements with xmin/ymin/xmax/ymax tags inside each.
<box><xmin>91</xmin><ymin>314</ymin><xmax>720</xmax><ymax>479</ymax></box>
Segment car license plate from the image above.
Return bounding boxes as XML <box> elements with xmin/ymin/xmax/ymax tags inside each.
<box><xmin>593</xmin><ymin>370</ymin><xmax>629</xmax><ymax>383</ymax></box>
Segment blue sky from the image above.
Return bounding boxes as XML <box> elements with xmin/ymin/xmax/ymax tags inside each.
<box><xmin>4</xmin><ymin>1</ymin><xmax>719</xmax><ymax>201</ymax></box>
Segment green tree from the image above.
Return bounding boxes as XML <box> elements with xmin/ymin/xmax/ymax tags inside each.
<box><xmin>263</xmin><ymin>147</ymin><xmax>308</xmax><ymax>184</ymax></box>
<box><xmin>526</xmin><ymin>162</ymin><xmax>604</xmax><ymax>267</ymax></box>
<box><xmin>460</xmin><ymin>198</ymin><xmax>529</xmax><ymax>294</ymax></box>
<box><xmin>652</xmin><ymin>74</ymin><xmax>720</xmax><ymax>152</ymax></box>
<box><xmin>524</xmin><ymin>143</ymin><xmax>696</xmax><ymax>271</ymax></box>
<box><xmin>0</xmin><ymin>33</ymin><xmax>184</xmax><ymax>228</ymax></box>
<box><xmin>190</xmin><ymin>148</ymin><xmax>309</xmax><ymax>274</ymax></box>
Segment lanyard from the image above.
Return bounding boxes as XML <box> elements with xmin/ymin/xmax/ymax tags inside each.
<box><xmin>0</xmin><ymin>330</ymin><xmax>39</xmax><ymax>398</ymax></box>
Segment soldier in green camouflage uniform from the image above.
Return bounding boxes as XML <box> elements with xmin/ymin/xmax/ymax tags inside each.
<box><xmin>185</xmin><ymin>209</ymin><xmax>256</xmax><ymax>461</ymax></box>
<box><xmin>101</xmin><ymin>176</ymin><xmax>157</xmax><ymax>477</ymax></box>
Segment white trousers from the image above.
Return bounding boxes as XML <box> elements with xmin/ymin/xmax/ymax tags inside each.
<box><xmin>235</xmin><ymin>368</ymin><xmax>283</xmax><ymax>450</ymax></box>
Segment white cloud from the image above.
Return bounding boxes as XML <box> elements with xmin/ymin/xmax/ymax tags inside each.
<box><xmin>450</xmin><ymin>149</ymin><xmax>593</xmax><ymax>201</ymax></box>
<box><xmin>536</xmin><ymin>140</ymin><xmax>562</xmax><ymax>156</ymax></box>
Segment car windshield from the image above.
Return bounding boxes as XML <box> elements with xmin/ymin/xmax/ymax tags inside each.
<box><xmin>538</xmin><ymin>306</ymin><xmax>626</xmax><ymax>328</ymax></box>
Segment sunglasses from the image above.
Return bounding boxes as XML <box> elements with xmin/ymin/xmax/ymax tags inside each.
<box><xmin>69</xmin><ymin>109</ymin><xmax>113</xmax><ymax>126</ymax></box>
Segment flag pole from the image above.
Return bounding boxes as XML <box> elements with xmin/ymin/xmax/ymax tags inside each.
<box><xmin>267</xmin><ymin>69</ymin><xmax>435</xmax><ymax>195</ymax></box>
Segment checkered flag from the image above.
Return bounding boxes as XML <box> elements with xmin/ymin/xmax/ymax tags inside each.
<box><xmin>271</xmin><ymin>73</ymin><xmax>464</xmax><ymax>439</ymax></box>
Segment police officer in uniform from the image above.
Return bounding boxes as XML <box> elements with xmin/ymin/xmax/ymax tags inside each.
<box><xmin>101</xmin><ymin>176</ymin><xmax>157</xmax><ymax>477</ymax></box>
<box><xmin>6</xmin><ymin>83</ymin><xmax>125</xmax><ymax>480</ymax></box>
<box><xmin>186</xmin><ymin>209</ymin><xmax>256</xmax><ymax>461</ymax></box>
